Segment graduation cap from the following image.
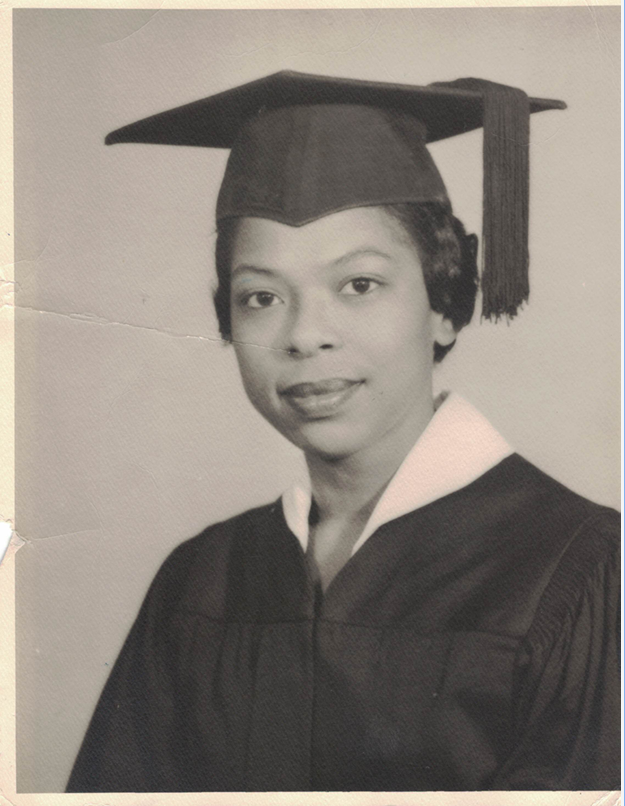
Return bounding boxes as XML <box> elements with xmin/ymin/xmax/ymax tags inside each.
<box><xmin>106</xmin><ymin>71</ymin><xmax>566</xmax><ymax>320</ymax></box>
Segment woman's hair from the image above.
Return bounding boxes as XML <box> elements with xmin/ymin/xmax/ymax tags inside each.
<box><xmin>213</xmin><ymin>201</ymin><xmax>479</xmax><ymax>362</ymax></box>
<box><xmin>383</xmin><ymin>203</ymin><xmax>479</xmax><ymax>361</ymax></box>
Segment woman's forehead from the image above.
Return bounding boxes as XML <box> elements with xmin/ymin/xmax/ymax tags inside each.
<box><xmin>230</xmin><ymin>206</ymin><xmax>413</xmax><ymax>269</ymax></box>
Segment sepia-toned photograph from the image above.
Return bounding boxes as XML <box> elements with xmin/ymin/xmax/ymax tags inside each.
<box><xmin>12</xmin><ymin>6</ymin><xmax>620</xmax><ymax>798</ymax></box>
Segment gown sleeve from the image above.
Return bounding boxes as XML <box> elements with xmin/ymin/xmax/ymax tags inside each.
<box><xmin>66</xmin><ymin>545</ymin><xmax>192</xmax><ymax>792</ymax></box>
<box><xmin>492</xmin><ymin>512</ymin><xmax>621</xmax><ymax>790</ymax></box>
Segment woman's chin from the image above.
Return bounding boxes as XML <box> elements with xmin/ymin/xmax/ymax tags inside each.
<box><xmin>283</xmin><ymin>419</ymin><xmax>372</xmax><ymax>462</ymax></box>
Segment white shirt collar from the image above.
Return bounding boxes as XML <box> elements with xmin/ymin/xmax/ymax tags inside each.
<box><xmin>281</xmin><ymin>392</ymin><xmax>513</xmax><ymax>556</ymax></box>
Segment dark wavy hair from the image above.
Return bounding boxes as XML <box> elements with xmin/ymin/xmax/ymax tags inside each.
<box><xmin>213</xmin><ymin>202</ymin><xmax>479</xmax><ymax>362</ymax></box>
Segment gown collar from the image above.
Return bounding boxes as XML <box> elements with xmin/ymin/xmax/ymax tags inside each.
<box><xmin>281</xmin><ymin>392</ymin><xmax>514</xmax><ymax>555</ymax></box>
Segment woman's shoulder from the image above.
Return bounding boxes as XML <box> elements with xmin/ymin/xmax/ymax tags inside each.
<box><xmin>479</xmin><ymin>453</ymin><xmax>619</xmax><ymax>628</ymax></box>
<box><xmin>142</xmin><ymin>499</ymin><xmax>295</xmax><ymax>618</ymax></box>
<box><xmin>433</xmin><ymin>452</ymin><xmax>619</xmax><ymax>636</ymax></box>
<box><xmin>478</xmin><ymin>452</ymin><xmax>619</xmax><ymax>542</ymax></box>
<box><xmin>516</xmin><ymin>467</ymin><xmax>620</xmax><ymax>645</ymax></box>
<box><xmin>168</xmin><ymin>498</ymin><xmax>285</xmax><ymax>561</ymax></box>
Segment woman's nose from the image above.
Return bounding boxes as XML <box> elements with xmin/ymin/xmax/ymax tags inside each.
<box><xmin>283</xmin><ymin>296</ymin><xmax>340</xmax><ymax>358</ymax></box>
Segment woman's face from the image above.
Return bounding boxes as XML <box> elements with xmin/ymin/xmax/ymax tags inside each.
<box><xmin>230</xmin><ymin>206</ymin><xmax>454</xmax><ymax>461</ymax></box>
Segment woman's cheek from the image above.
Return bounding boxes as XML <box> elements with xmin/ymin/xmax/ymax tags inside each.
<box><xmin>356</xmin><ymin>304</ymin><xmax>422</xmax><ymax>356</ymax></box>
<box><xmin>232</xmin><ymin>309</ymin><xmax>281</xmax><ymax>351</ymax></box>
<box><xmin>234</xmin><ymin>346</ymin><xmax>276</xmax><ymax>409</ymax></box>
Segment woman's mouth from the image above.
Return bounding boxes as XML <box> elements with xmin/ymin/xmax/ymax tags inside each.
<box><xmin>280</xmin><ymin>378</ymin><xmax>363</xmax><ymax>419</ymax></box>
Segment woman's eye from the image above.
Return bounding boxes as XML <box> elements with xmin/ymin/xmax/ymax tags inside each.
<box><xmin>341</xmin><ymin>278</ymin><xmax>381</xmax><ymax>296</ymax></box>
<box><xmin>244</xmin><ymin>291</ymin><xmax>281</xmax><ymax>309</ymax></box>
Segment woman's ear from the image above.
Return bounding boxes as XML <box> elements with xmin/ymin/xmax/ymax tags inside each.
<box><xmin>430</xmin><ymin>312</ymin><xmax>456</xmax><ymax>347</ymax></box>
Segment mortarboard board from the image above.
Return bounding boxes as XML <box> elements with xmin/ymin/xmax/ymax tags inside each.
<box><xmin>106</xmin><ymin>71</ymin><xmax>566</xmax><ymax>320</ymax></box>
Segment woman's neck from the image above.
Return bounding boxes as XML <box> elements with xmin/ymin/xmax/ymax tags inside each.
<box><xmin>305</xmin><ymin>397</ymin><xmax>435</xmax><ymax>526</ymax></box>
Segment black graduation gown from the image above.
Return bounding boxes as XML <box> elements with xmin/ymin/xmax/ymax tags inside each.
<box><xmin>66</xmin><ymin>454</ymin><xmax>620</xmax><ymax>792</ymax></box>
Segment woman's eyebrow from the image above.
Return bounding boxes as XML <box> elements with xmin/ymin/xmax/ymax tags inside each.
<box><xmin>231</xmin><ymin>264</ymin><xmax>276</xmax><ymax>281</ymax></box>
<box><xmin>331</xmin><ymin>248</ymin><xmax>394</xmax><ymax>267</ymax></box>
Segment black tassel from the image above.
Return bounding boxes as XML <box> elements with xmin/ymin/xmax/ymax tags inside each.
<box><xmin>431</xmin><ymin>78</ymin><xmax>531</xmax><ymax>320</ymax></box>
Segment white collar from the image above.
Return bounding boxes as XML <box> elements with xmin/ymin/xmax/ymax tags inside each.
<box><xmin>281</xmin><ymin>392</ymin><xmax>513</xmax><ymax>556</ymax></box>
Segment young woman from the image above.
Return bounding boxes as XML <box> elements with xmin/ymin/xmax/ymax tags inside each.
<box><xmin>67</xmin><ymin>72</ymin><xmax>620</xmax><ymax>793</ymax></box>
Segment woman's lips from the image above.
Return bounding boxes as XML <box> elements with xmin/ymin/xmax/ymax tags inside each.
<box><xmin>280</xmin><ymin>378</ymin><xmax>363</xmax><ymax>418</ymax></box>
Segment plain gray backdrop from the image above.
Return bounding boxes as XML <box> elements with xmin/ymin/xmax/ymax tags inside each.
<box><xmin>14</xmin><ymin>7</ymin><xmax>620</xmax><ymax>793</ymax></box>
